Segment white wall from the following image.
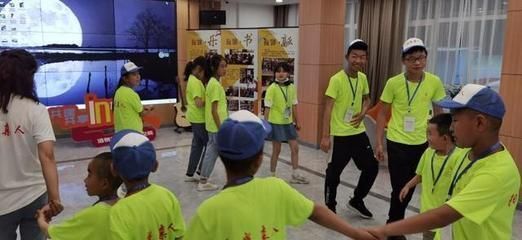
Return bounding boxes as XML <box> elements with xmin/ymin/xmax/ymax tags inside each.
<box><xmin>221</xmin><ymin>2</ymin><xmax>274</xmax><ymax>28</ymax></box>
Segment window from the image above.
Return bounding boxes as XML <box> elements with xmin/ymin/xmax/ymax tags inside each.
<box><xmin>405</xmin><ymin>0</ymin><xmax>507</xmax><ymax>91</ymax></box>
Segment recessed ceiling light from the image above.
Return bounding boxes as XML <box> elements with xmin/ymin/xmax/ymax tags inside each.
<box><xmin>276</xmin><ymin>0</ymin><xmax>283</xmax><ymax>3</ymax></box>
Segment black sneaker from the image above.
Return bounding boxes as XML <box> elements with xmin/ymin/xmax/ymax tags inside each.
<box><xmin>387</xmin><ymin>236</ymin><xmax>407</xmax><ymax>240</ymax></box>
<box><xmin>346</xmin><ymin>198</ymin><xmax>373</xmax><ymax>219</ymax></box>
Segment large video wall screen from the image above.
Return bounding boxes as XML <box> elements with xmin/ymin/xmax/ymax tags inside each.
<box><xmin>0</xmin><ymin>0</ymin><xmax>177</xmax><ymax>105</ymax></box>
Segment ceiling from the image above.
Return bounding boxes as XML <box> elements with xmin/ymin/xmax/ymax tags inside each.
<box><xmin>223</xmin><ymin>0</ymin><xmax>299</xmax><ymax>5</ymax></box>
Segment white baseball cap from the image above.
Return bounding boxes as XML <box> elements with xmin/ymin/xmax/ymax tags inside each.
<box><xmin>120</xmin><ymin>61</ymin><xmax>142</xmax><ymax>75</ymax></box>
<box><xmin>402</xmin><ymin>37</ymin><xmax>426</xmax><ymax>53</ymax></box>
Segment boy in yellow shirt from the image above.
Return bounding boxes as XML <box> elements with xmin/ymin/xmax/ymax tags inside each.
<box><xmin>368</xmin><ymin>84</ymin><xmax>520</xmax><ymax>240</ymax></box>
<box><xmin>36</xmin><ymin>152</ymin><xmax>122</xmax><ymax>240</ymax></box>
<box><xmin>399</xmin><ymin>113</ymin><xmax>467</xmax><ymax>240</ymax></box>
<box><xmin>185</xmin><ymin>110</ymin><xmax>376</xmax><ymax>240</ymax></box>
<box><xmin>109</xmin><ymin>130</ymin><xmax>185</xmax><ymax>240</ymax></box>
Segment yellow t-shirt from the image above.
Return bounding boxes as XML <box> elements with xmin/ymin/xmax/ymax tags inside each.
<box><xmin>186</xmin><ymin>75</ymin><xmax>206</xmax><ymax>124</ymax></box>
<box><xmin>113</xmin><ymin>86</ymin><xmax>143</xmax><ymax>133</ymax></box>
<box><xmin>184</xmin><ymin>177</ymin><xmax>315</xmax><ymax>240</ymax></box>
<box><xmin>265</xmin><ymin>83</ymin><xmax>298</xmax><ymax>125</ymax></box>
<box><xmin>109</xmin><ymin>184</ymin><xmax>185</xmax><ymax>240</ymax></box>
<box><xmin>380</xmin><ymin>72</ymin><xmax>446</xmax><ymax>145</ymax></box>
<box><xmin>205</xmin><ymin>77</ymin><xmax>228</xmax><ymax>133</ymax></box>
<box><xmin>325</xmin><ymin>70</ymin><xmax>370</xmax><ymax>136</ymax></box>
<box><xmin>48</xmin><ymin>202</ymin><xmax>111</xmax><ymax>240</ymax></box>
<box><xmin>446</xmin><ymin>147</ymin><xmax>520</xmax><ymax>240</ymax></box>
<box><xmin>416</xmin><ymin>147</ymin><xmax>467</xmax><ymax>213</ymax></box>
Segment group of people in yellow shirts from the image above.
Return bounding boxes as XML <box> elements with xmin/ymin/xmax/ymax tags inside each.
<box><xmin>35</xmin><ymin>37</ymin><xmax>519</xmax><ymax>240</ymax></box>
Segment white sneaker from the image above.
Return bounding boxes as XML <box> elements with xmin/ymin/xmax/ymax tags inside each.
<box><xmin>117</xmin><ymin>184</ymin><xmax>127</xmax><ymax>198</ymax></box>
<box><xmin>184</xmin><ymin>175</ymin><xmax>199</xmax><ymax>182</ymax></box>
<box><xmin>289</xmin><ymin>173</ymin><xmax>310</xmax><ymax>184</ymax></box>
<box><xmin>197</xmin><ymin>182</ymin><xmax>219</xmax><ymax>191</ymax></box>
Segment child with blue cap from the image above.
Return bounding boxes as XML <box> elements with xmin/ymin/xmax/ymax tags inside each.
<box><xmin>185</xmin><ymin>110</ymin><xmax>376</xmax><ymax>240</ymax></box>
<box><xmin>367</xmin><ymin>84</ymin><xmax>520</xmax><ymax>240</ymax></box>
<box><xmin>108</xmin><ymin>130</ymin><xmax>185</xmax><ymax>240</ymax></box>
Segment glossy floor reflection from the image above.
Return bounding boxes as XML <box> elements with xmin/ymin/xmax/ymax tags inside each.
<box><xmin>50</xmin><ymin>128</ymin><xmax>521</xmax><ymax>240</ymax></box>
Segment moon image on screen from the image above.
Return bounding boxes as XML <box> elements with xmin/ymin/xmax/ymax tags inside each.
<box><xmin>0</xmin><ymin>0</ymin><xmax>84</xmax><ymax>98</ymax></box>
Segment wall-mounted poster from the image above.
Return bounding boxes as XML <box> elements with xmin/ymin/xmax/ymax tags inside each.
<box><xmin>258</xmin><ymin>28</ymin><xmax>298</xmax><ymax>116</ymax></box>
<box><xmin>220</xmin><ymin>29</ymin><xmax>258</xmax><ymax>113</ymax></box>
<box><xmin>0</xmin><ymin>0</ymin><xmax>178</xmax><ymax>106</ymax></box>
<box><xmin>187</xmin><ymin>30</ymin><xmax>221</xmax><ymax>60</ymax></box>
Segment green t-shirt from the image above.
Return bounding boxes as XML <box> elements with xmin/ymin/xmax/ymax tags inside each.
<box><xmin>184</xmin><ymin>177</ymin><xmax>314</xmax><ymax>240</ymax></box>
<box><xmin>265</xmin><ymin>83</ymin><xmax>298</xmax><ymax>125</ymax></box>
<box><xmin>205</xmin><ymin>77</ymin><xmax>228</xmax><ymax>133</ymax></box>
<box><xmin>113</xmin><ymin>86</ymin><xmax>144</xmax><ymax>133</ymax></box>
<box><xmin>186</xmin><ymin>74</ymin><xmax>206</xmax><ymax>123</ymax></box>
<box><xmin>446</xmin><ymin>147</ymin><xmax>520</xmax><ymax>240</ymax></box>
<box><xmin>416</xmin><ymin>147</ymin><xmax>467</xmax><ymax>213</ymax></box>
<box><xmin>380</xmin><ymin>72</ymin><xmax>446</xmax><ymax>145</ymax></box>
<box><xmin>109</xmin><ymin>184</ymin><xmax>185</xmax><ymax>240</ymax></box>
<box><xmin>325</xmin><ymin>70</ymin><xmax>370</xmax><ymax>136</ymax></box>
<box><xmin>48</xmin><ymin>202</ymin><xmax>111</xmax><ymax>240</ymax></box>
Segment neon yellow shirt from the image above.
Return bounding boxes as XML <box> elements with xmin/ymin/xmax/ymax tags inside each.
<box><xmin>48</xmin><ymin>202</ymin><xmax>111</xmax><ymax>240</ymax></box>
<box><xmin>415</xmin><ymin>147</ymin><xmax>467</xmax><ymax>240</ymax></box>
<box><xmin>184</xmin><ymin>177</ymin><xmax>314</xmax><ymax>240</ymax></box>
<box><xmin>265</xmin><ymin>83</ymin><xmax>298</xmax><ymax>125</ymax></box>
<box><xmin>109</xmin><ymin>184</ymin><xmax>185</xmax><ymax>240</ymax></box>
<box><xmin>446</xmin><ymin>147</ymin><xmax>520</xmax><ymax>240</ymax></box>
<box><xmin>205</xmin><ymin>77</ymin><xmax>228</xmax><ymax>133</ymax></box>
<box><xmin>114</xmin><ymin>86</ymin><xmax>143</xmax><ymax>133</ymax></box>
<box><xmin>380</xmin><ymin>72</ymin><xmax>446</xmax><ymax>145</ymax></box>
<box><xmin>186</xmin><ymin>75</ymin><xmax>206</xmax><ymax>123</ymax></box>
<box><xmin>325</xmin><ymin>70</ymin><xmax>370</xmax><ymax>136</ymax></box>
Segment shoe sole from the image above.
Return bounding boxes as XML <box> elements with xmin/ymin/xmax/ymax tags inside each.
<box><xmin>346</xmin><ymin>203</ymin><xmax>373</xmax><ymax>219</ymax></box>
<box><xmin>289</xmin><ymin>179</ymin><xmax>309</xmax><ymax>184</ymax></box>
<box><xmin>197</xmin><ymin>188</ymin><xmax>218</xmax><ymax>192</ymax></box>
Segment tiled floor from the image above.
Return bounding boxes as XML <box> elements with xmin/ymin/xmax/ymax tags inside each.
<box><xmin>50</xmin><ymin>127</ymin><xmax>521</xmax><ymax>239</ymax></box>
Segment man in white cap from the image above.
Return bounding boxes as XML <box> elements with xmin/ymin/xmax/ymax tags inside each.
<box><xmin>320</xmin><ymin>39</ymin><xmax>379</xmax><ymax>218</ymax></box>
<box><xmin>375</xmin><ymin>38</ymin><xmax>446</xmax><ymax>240</ymax></box>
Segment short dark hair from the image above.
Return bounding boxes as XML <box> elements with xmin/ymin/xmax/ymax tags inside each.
<box><xmin>0</xmin><ymin>49</ymin><xmax>39</xmax><ymax>114</ymax></box>
<box><xmin>93</xmin><ymin>152</ymin><xmax>122</xmax><ymax>191</ymax></box>
<box><xmin>220</xmin><ymin>150</ymin><xmax>263</xmax><ymax>174</ymax></box>
<box><xmin>452</xmin><ymin>108</ymin><xmax>503</xmax><ymax>132</ymax></box>
<box><xmin>347</xmin><ymin>41</ymin><xmax>368</xmax><ymax>55</ymax></box>
<box><xmin>402</xmin><ymin>46</ymin><xmax>428</xmax><ymax>59</ymax></box>
<box><xmin>273</xmin><ymin>61</ymin><xmax>291</xmax><ymax>74</ymax></box>
<box><xmin>184</xmin><ymin>56</ymin><xmax>207</xmax><ymax>82</ymax></box>
<box><xmin>429</xmin><ymin>113</ymin><xmax>454</xmax><ymax>142</ymax></box>
<box><xmin>206</xmin><ymin>54</ymin><xmax>226</xmax><ymax>79</ymax></box>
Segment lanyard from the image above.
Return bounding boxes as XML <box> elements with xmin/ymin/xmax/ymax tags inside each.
<box><xmin>223</xmin><ymin>176</ymin><xmax>254</xmax><ymax>189</ymax></box>
<box><xmin>94</xmin><ymin>194</ymin><xmax>118</xmax><ymax>206</ymax></box>
<box><xmin>278</xmin><ymin>85</ymin><xmax>289</xmax><ymax>105</ymax></box>
<box><xmin>430</xmin><ymin>147</ymin><xmax>455</xmax><ymax>193</ymax></box>
<box><xmin>404</xmin><ymin>73</ymin><xmax>424</xmax><ymax>112</ymax></box>
<box><xmin>126</xmin><ymin>182</ymin><xmax>151</xmax><ymax>196</ymax></box>
<box><xmin>347</xmin><ymin>74</ymin><xmax>359</xmax><ymax>106</ymax></box>
<box><xmin>447</xmin><ymin>142</ymin><xmax>502</xmax><ymax>199</ymax></box>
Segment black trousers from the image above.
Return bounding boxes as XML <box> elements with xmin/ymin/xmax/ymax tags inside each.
<box><xmin>386</xmin><ymin>140</ymin><xmax>428</xmax><ymax>222</ymax></box>
<box><xmin>324</xmin><ymin>133</ymin><xmax>379</xmax><ymax>211</ymax></box>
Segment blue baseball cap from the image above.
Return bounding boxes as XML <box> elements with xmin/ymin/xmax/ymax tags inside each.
<box><xmin>217</xmin><ymin>110</ymin><xmax>272</xmax><ymax>161</ymax></box>
<box><xmin>120</xmin><ymin>61</ymin><xmax>142</xmax><ymax>76</ymax></box>
<box><xmin>436</xmin><ymin>84</ymin><xmax>505</xmax><ymax>119</ymax></box>
<box><xmin>109</xmin><ymin>130</ymin><xmax>156</xmax><ymax>180</ymax></box>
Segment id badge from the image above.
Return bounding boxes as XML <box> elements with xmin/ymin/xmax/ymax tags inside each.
<box><xmin>284</xmin><ymin>107</ymin><xmax>291</xmax><ymax>119</ymax></box>
<box><xmin>403</xmin><ymin>115</ymin><xmax>416</xmax><ymax>132</ymax></box>
<box><xmin>344</xmin><ymin>108</ymin><xmax>355</xmax><ymax>122</ymax></box>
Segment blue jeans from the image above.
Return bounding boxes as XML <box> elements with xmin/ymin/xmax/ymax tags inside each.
<box><xmin>200</xmin><ymin>133</ymin><xmax>218</xmax><ymax>179</ymax></box>
<box><xmin>186</xmin><ymin>123</ymin><xmax>208</xmax><ymax>176</ymax></box>
<box><xmin>0</xmin><ymin>193</ymin><xmax>47</xmax><ymax>240</ymax></box>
